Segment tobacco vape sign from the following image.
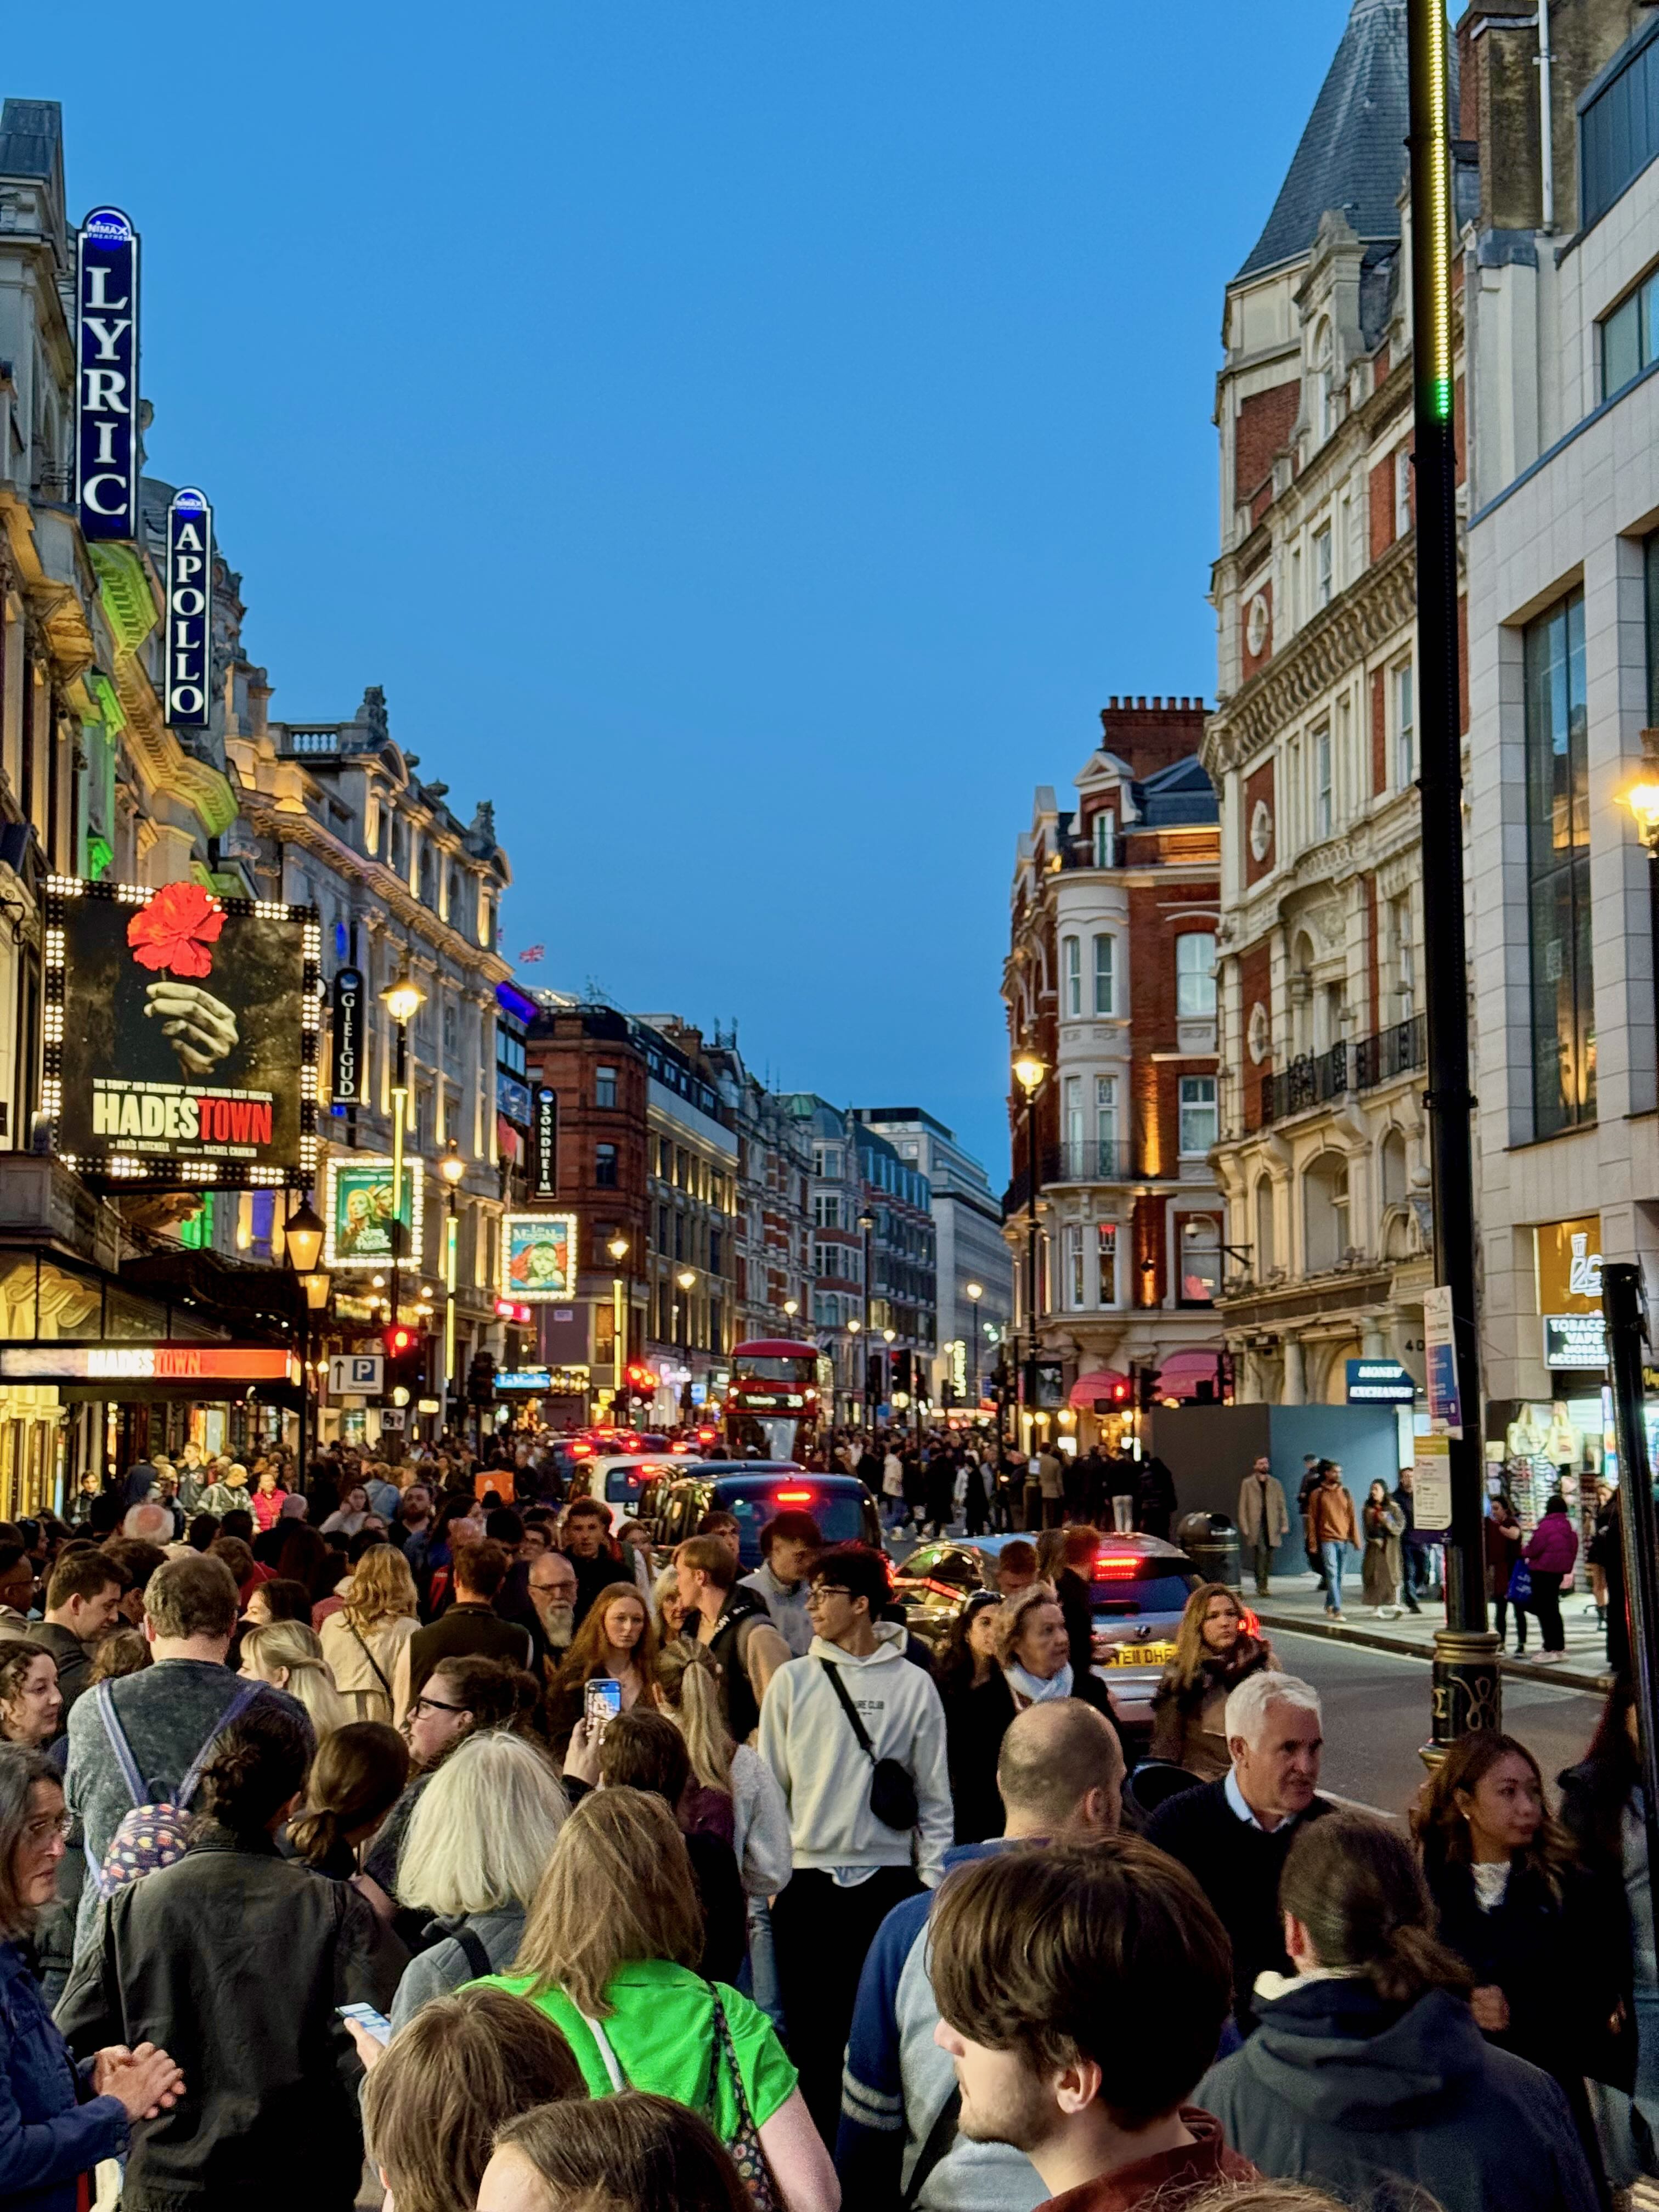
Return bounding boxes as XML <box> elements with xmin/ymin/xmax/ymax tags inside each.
<box><xmin>165</xmin><ymin>489</ymin><xmax>213</xmax><ymax>728</ymax></box>
<box><xmin>76</xmin><ymin>207</ymin><xmax>140</xmax><ymax>540</ymax></box>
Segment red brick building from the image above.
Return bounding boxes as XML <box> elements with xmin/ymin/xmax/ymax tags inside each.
<box><xmin>1002</xmin><ymin>696</ymin><xmax>1223</xmax><ymax>1448</ymax></box>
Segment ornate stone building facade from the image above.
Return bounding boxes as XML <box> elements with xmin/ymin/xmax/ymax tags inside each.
<box><xmin>1204</xmin><ymin>0</ymin><xmax>1459</xmax><ymax>1408</ymax></box>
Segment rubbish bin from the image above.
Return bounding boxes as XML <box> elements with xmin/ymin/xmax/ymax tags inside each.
<box><xmin>1177</xmin><ymin>1510</ymin><xmax>1241</xmax><ymax>1591</ymax></box>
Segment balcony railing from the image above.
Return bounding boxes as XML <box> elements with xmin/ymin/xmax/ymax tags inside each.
<box><xmin>1354</xmin><ymin>1013</ymin><xmax>1427</xmax><ymax>1090</ymax></box>
<box><xmin>1043</xmin><ymin>1141</ymin><xmax>1137</xmax><ymax>1184</ymax></box>
<box><xmin>281</xmin><ymin>725</ymin><xmax>346</xmax><ymax>755</ymax></box>
<box><xmin>1259</xmin><ymin>1015</ymin><xmax>1427</xmax><ymax>1126</ymax></box>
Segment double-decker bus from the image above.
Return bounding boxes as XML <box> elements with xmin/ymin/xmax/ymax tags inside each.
<box><xmin>724</xmin><ymin>1338</ymin><xmax>829</xmax><ymax>1458</ymax></box>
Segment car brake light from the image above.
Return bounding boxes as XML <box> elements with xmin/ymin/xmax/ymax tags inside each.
<box><xmin>775</xmin><ymin>1488</ymin><xmax>813</xmax><ymax>1504</ymax></box>
<box><xmin>571</xmin><ymin>1442</ymin><xmax>592</xmax><ymax>1458</ymax></box>
<box><xmin>1239</xmin><ymin>1605</ymin><xmax>1261</xmax><ymax>1638</ymax></box>
<box><xmin>1092</xmin><ymin>1553</ymin><xmax>1139</xmax><ymax>1579</ymax></box>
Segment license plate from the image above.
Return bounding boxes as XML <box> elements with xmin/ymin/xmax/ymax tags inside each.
<box><xmin>1099</xmin><ymin>1641</ymin><xmax>1175</xmax><ymax>1669</ymax></box>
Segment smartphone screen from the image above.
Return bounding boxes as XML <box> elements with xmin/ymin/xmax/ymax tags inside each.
<box><xmin>585</xmin><ymin>1677</ymin><xmax>623</xmax><ymax>1739</ymax></box>
<box><xmin>337</xmin><ymin>2003</ymin><xmax>392</xmax><ymax>2045</ymax></box>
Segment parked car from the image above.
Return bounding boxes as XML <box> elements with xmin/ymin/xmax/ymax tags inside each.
<box><xmin>891</xmin><ymin>1531</ymin><xmax>1199</xmax><ymax>1730</ymax></box>
<box><xmin>651</xmin><ymin>1466</ymin><xmax>882</xmax><ymax>1568</ymax></box>
<box><xmin>567</xmin><ymin>1454</ymin><xmax>680</xmax><ymax>1517</ymax></box>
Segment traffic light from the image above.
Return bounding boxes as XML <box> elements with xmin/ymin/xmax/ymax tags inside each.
<box><xmin>382</xmin><ymin>1325</ymin><xmax>427</xmax><ymax>1406</ymax></box>
<box><xmin>1136</xmin><ymin>1364</ymin><xmax>1156</xmax><ymax>1411</ymax></box>
<box><xmin>616</xmin><ymin>1362</ymin><xmax>658</xmax><ymax>1415</ymax></box>
<box><xmin>894</xmin><ymin>1350</ymin><xmax>912</xmax><ymax>1395</ymax></box>
<box><xmin>467</xmin><ymin>1348</ymin><xmax>497</xmax><ymax>1406</ymax></box>
<box><xmin>866</xmin><ymin>1353</ymin><xmax>883</xmax><ymax>1402</ymax></box>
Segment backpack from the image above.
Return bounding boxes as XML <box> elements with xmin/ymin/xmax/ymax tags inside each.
<box><xmin>92</xmin><ymin>1679</ymin><xmax>267</xmax><ymax>1898</ymax></box>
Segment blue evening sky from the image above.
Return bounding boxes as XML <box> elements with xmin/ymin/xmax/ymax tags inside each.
<box><xmin>12</xmin><ymin>3</ymin><xmax>1344</xmax><ymax>1182</ymax></box>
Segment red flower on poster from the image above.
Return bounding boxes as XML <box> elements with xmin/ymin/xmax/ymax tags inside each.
<box><xmin>126</xmin><ymin>882</ymin><xmax>225</xmax><ymax>979</ymax></box>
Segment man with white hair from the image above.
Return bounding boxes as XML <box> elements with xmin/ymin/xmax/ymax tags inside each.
<box><xmin>1145</xmin><ymin>1670</ymin><xmax>1333</xmax><ymax>2034</ymax></box>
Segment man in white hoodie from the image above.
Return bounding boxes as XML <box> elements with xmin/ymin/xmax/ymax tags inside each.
<box><xmin>760</xmin><ymin>1541</ymin><xmax>951</xmax><ymax>2146</ymax></box>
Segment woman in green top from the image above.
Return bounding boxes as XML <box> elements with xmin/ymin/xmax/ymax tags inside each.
<box><xmin>479</xmin><ymin>1788</ymin><xmax>838</xmax><ymax>2212</ymax></box>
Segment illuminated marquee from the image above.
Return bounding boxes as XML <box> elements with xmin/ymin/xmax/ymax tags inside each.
<box><xmin>0</xmin><ymin>1345</ymin><xmax>298</xmax><ymax>1385</ymax></box>
<box><xmin>44</xmin><ymin>877</ymin><xmax>319</xmax><ymax>1190</ymax></box>
<box><xmin>165</xmin><ymin>489</ymin><xmax>213</xmax><ymax>728</ymax></box>
<box><xmin>76</xmin><ymin>207</ymin><xmax>140</xmax><ymax>540</ymax></box>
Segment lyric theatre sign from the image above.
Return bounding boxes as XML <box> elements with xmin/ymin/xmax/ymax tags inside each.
<box><xmin>75</xmin><ymin>207</ymin><xmax>140</xmax><ymax>540</ymax></box>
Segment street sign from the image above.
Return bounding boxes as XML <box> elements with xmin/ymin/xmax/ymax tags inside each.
<box><xmin>1345</xmin><ymin>1358</ymin><xmax>1416</xmax><ymax>1404</ymax></box>
<box><xmin>328</xmin><ymin>1353</ymin><xmax>383</xmax><ymax>1396</ymax></box>
<box><xmin>1544</xmin><ymin>1313</ymin><xmax>1608</xmax><ymax>1369</ymax></box>
<box><xmin>380</xmin><ymin>1408</ymin><xmax>405</xmax><ymax>1431</ymax></box>
<box><xmin>1423</xmin><ymin>1285</ymin><xmax>1463</xmax><ymax>1438</ymax></box>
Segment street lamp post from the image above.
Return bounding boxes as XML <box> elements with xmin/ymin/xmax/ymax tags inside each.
<box><xmin>965</xmin><ymin>1281</ymin><xmax>984</xmax><ymax>1410</ymax></box>
<box><xmin>379</xmin><ymin>967</ymin><xmax>426</xmax><ymax>1334</ymax></box>
<box><xmin>846</xmin><ymin>1312</ymin><xmax>861</xmax><ymax>1428</ymax></box>
<box><xmin>439</xmin><ymin>1140</ymin><xmax>466</xmax><ymax>1420</ymax></box>
<box><xmin>1013</xmin><ymin>1053</ymin><xmax>1047</xmax><ymax>1451</ymax></box>
<box><xmin>1405</xmin><ymin>0</ymin><xmax>1497</xmax><ymax>1751</ymax></box>
<box><xmin>607</xmin><ymin>1235</ymin><xmax>630</xmax><ymax>1426</ymax></box>
<box><xmin>858</xmin><ymin>1210</ymin><xmax>876</xmax><ymax>1430</ymax></box>
<box><xmin>283</xmin><ymin>1198</ymin><xmax>328</xmax><ymax>1479</ymax></box>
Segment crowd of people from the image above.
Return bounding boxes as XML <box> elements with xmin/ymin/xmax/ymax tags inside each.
<box><xmin>0</xmin><ymin>1430</ymin><xmax>1639</xmax><ymax>2212</ymax></box>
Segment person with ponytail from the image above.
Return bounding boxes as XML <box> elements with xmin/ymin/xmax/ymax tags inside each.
<box><xmin>1197</xmin><ymin>1808</ymin><xmax>1599</xmax><ymax>2212</ymax></box>
<box><xmin>284</xmin><ymin>1719</ymin><xmax>409</xmax><ymax>1881</ymax></box>
<box><xmin>651</xmin><ymin>1639</ymin><xmax>792</xmax><ymax>1897</ymax></box>
<box><xmin>238</xmin><ymin>1619</ymin><xmax>352</xmax><ymax>1745</ymax></box>
<box><xmin>57</xmin><ymin>1700</ymin><xmax>403</xmax><ymax>2210</ymax></box>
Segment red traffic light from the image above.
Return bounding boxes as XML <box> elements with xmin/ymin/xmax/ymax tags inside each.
<box><xmin>383</xmin><ymin>1325</ymin><xmax>425</xmax><ymax>1362</ymax></box>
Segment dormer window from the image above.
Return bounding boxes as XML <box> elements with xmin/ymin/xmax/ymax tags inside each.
<box><xmin>1093</xmin><ymin>812</ymin><xmax>1117</xmax><ymax>867</ymax></box>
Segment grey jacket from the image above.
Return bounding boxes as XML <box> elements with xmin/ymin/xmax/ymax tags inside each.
<box><xmin>738</xmin><ymin>1564</ymin><xmax>812</xmax><ymax>1657</ymax></box>
<box><xmin>64</xmin><ymin>1661</ymin><xmax>312</xmax><ymax>1955</ymax></box>
<box><xmin>1197</xmin><ymin>1977</ymin><xmax>1599</xmax><ymax>2212</ymax></box>
<box><xmin>388</xmin><ymin>1903</ymin><xmax>526</xmax><ymax>2035</ymax></box>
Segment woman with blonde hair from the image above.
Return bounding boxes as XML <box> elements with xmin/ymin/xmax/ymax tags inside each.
<box><xmin>994</xmin><ymin>1581</ymin><xmax>1116</xmax><ymax>1724</ymax></box>
<box><xmin>651</xmin><ymin>1639</ymin><xmax>792</xmax><ymax>1899</ymax></box>
<box><xmin>478</xmin><ymin>1787</ymin><xmax>836</xmax><ymax>2212</ymax></box>
<box><xmin>1148</xmin><ymin>1582</ymin><xmax>1279</xmax><ymax>1780</ymax></box>
<box><xmin>238</xmin><ymin>1618</ymin><xmax>352</xmax><ymax>1743</ymax></box>
<box><xmin>388</xmin><ymin>1731</ymin><xmax>570</xmax><ymax>2030</ymax></box>
<box><xmin>319</xmin><ymin>1542</ymin><xmax>419</xmax><ymax>1723</ymax></box>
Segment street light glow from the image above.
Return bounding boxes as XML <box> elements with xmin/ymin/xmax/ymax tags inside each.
<box><xmin>380</xmin><ymin>969</ymin><xmax>426</xmax><ymax>1026</ymax></box>
<box><xmin>1627</xmin><ymin>781</ymin><xmax>1659</xmax><ymax>848</ymax></box>
<box><xmin>1013</xmin><ymin>1052</ymin><xmax>1046</xmax><ymax>1095</ymax></box>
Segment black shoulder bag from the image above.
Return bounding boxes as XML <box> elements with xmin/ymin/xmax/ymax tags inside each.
<box><xmin>819</xmin><ymin>1658</ymin><xmax>920</xmax><ymax>1830</ymax></box>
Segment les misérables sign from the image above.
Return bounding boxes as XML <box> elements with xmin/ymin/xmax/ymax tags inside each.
<box><xmin>44</xmin><ymin>877</ymin><xmax>319</xmax><ymax>1188</ymax></box>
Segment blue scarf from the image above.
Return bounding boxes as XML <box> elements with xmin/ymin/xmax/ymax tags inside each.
<box><xmin>1006</xmin><ymin>1658</ymin><xmax>1074</xmax><ymax>1705</ymax></box>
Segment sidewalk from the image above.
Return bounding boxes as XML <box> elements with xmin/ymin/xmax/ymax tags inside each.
<box><xmin>1250</xmin><ymin>1572</ymin><xmax>1612</xmax><ymax>1695</ymax></box>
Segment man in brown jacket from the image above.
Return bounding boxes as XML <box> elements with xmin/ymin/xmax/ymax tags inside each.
<box><xmin>1304</xmin><ymin>1462</ymin><xmax>1358</xmax><ymax>1618</ymax></box>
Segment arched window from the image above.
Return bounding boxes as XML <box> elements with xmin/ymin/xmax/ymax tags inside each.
<box><xmin>1093</xmin><ymin>935</ymin><xmax>1115</xmax><ymax>1015</ymax></box>
<box><xmin>1303</xmin><ymin>1151</ymin><xmax>1350</xmax><ymax>1273</ymax></box>
<box><xmin>1181</xmin><ymin>1216</ymin><xmax>1221</xmax><ymax>1305</ymax></box>
<box><xmin>1176</xmin><ymin>933</ymin><xmax>1216</xmax><ymax>1018</ymax></box>
<box><xmin>1063</xmin><ymin>937</ymin><xmax>1081</xmax><ymax>1017</ymax></box>
<box><xmin>1255</xmin><ymin>1176</ymin><xmax>1276</xmax><ymax>1277</ymax></box>
<box><xmin>1380</xmin><ymin>1128</ymin><xmax>1407</xmax><ymax>1208</ymax></box>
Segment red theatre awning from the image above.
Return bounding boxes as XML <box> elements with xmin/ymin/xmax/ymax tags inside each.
<box><xmin>1156</xmin><ymin>1348</ymin><xmax>1225</xmax><ymax>1401</ymax></box>
<box><xmin>1070</xmin><ymin>1368</ymin><xmax>1131</xmax><ymax>1409</ymax></box>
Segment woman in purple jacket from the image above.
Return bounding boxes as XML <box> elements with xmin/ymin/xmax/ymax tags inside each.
<box><xmin>1523</xmin><ymin>1495</ymin><xmax>1578</xmax><ymax>1660</ymax></box>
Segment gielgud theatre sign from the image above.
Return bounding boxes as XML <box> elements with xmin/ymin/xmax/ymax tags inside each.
<box><xmin>43</xmin><ymin>877</ymin><xmax>320</xmax><ymax>1188</ymax></box>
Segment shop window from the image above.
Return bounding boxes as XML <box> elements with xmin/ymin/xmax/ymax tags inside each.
<box><xmin>1525</xmin><ymin>590</ymin><xmax>1594</xmax><ymax>1138</ymax></box>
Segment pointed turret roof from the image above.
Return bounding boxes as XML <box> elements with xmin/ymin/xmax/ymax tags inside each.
<box><xmin>1235</xmin><ymin>0</ymin><xmax>1413</xmax><ymax>279</ymax></box>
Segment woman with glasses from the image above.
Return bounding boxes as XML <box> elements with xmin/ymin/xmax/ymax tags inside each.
<box><xmin>0</xmin><ymin>1743</ymin><xmax>184</xmax><ymax>2210</ymax></box>
<box><xmin>58</xmin><ymin>1702</ymin><xmax>400</xmax><ymax>2210</ymax></box>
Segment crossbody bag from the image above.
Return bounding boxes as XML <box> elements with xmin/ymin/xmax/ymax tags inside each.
<box><xmin>818</xmin><ymin>1658</ymin><xmax>919</xmax><ymax>1830</ymax></box>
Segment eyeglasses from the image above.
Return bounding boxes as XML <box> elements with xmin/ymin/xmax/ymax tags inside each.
<box><xmin>411</xmin><ymin>1695</ymin><xmax>471</xmax><ymax>1719</ymax></box>
<box><xmin>24</xmin><ymin>1812</ymin><xmax>71</xmax><ymax>1846</ymax></box>
<box><xmin>805</xmin><ymin>1585</ymin><xmax>852</xmax><ymax>1606</ymax></box>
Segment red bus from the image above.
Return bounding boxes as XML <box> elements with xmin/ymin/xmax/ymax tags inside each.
<box><xmin>724</xmin><ymin>1338</ymin><xmax>827</xmax><ymax>1454</ymax></box>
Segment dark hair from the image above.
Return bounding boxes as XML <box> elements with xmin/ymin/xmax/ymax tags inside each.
<box><xmin>251</xmin><ymin>1578</ymin><xmax>315</xmax><ymax>1626</ymax></box>
<box><xmin>430</xmin><ymin>1655</ymin><xmax>539</xmax><ymax>1735</ymax></box>
<box><xmin>288</xmin><ymin>1722</ymin><xmax>409</xmax><ymax>1867</ymax></box>
<box><xmin>220</xmin><ymin>1509</ymin><xmax>256</xmax><ymax>1545</ymax></box>
<box><xmin>998</xmin><ymin>1539</ymin><xmax>1037</xmax><ymax>1576</ymax></box>
<box><xmin>1280</xmin><ymin>1810</ymin><xmax>1470</xmax><ymax>2005</ymax></box>
<box><xmin>486</xmin><ymin>1508</ymin><xmax>524</xmax><ymax>1547</ymax></box>
<box><xmin>346</xmin><ymin>1526</ymin><xmax>387</xmax><ymax>1565</ymax></box>
<box><xmin>597</xmin><ymin>1708</ymin><xmax>691</xmax><ymax>1804</ymax></box>
<box><xmin>936</xmin><ymin>1590</ymin><xmax>1003</xmax><ymax>1697</ymax></box>
<box><xmin>199</xmin><ymin>1700</ymin><xmax>312</xmax><ymax>1836</ymax></box>
<box><xmin>759</xmin><ymin>1510</ymin><xmax>822</xmax><ymax>1557</ymax></box>
<box><xmin>185</xmin><ymin>1514</ymin><xmax>217</xmax><ymax>1551</ymax></box>
<box><xmin>100</xmin><ymin>1537</ymin><xmax>165</xmax><ymax>1593</ymax></box>
<box><xmin>929</xmin><ymin>1837</ymin><xmax>1231</xmax><ymax>2128</ymax></box>
<box><xmin>363</xmin><ymin>1984</ymin><xmax>586</xmax><ymax>2212</ymax></box>
<box><xmin>270</xmin><ymin>1523</ymin><xmax>334</xmax><ymax>1600</ymax></box>
<box><xmin>453</xmin><ymin>1541</ymin><xmax>509</xmax><ymax>1602</ymax></box>
<box><xmin>0</xmin><ymin>1746</ymin><xmax>65</xmax><ymax>1938</ymax></box>
<box><xmin>45</xmin><ymin>1549</ymin><xmax>122</xmax><ymax>1613</ymax></box>
<box><xmin>563</xmin><ymin>1498</ymin><xmax>609</xmax><ymax>1527</ymax></box>
<box><xmin>208</xmin><ymin>1535</ymin><xmax>255</xmax><ymax>1587</ymax></box>
<box><xmin>1544</xmin><ymin>1492</ymin><xmax>1568</xmax><ymax>1515</ymax></box>
<box><xmin>494</xmin><ymin>2090</ymin><xmax>749</xmax><ymax>2212</ymax></box>
<box><xmin>696</xmin><ymin>1510</ymin><xmax>739</xmax><ymax>1538</ymax></box>
<box><xmin>1412</xmin><ymin>1729</ymin><xmax>1574</xmax><ymax>1893</ymax></box>
<box><xmin>810</xmin><ymin>1542</ymin><xmax>890</xmax><ymax>1615</ymax></box>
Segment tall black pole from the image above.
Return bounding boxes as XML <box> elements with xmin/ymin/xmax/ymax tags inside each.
<box><xmin>1024</xmin><ymin>1092</ymin><xmax>1040</xmax><ymax>1439</ymax></box>
<box><xmin>1602</xmin><ymin>1265</ymin><xmax>1659</xmax><ymax>1932</ymax></box>
<box><xmin>1408</xmin><ymin>0</ymin><xmax>1499</xmax><ymax>1747</ymax></box>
